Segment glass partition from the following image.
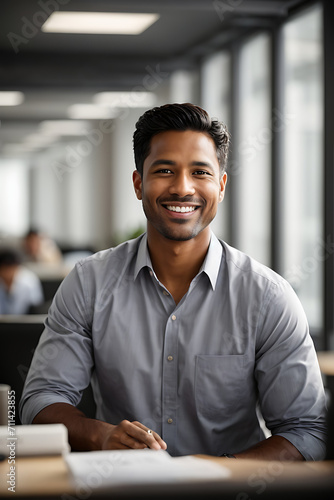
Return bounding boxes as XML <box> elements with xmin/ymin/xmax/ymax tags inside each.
<box><xmin>234</xmin><ymin>33</ymin><xmax>272</xmax><ymax>266</ymax></box>
<box><xmin>201</xmin><ymin>51</ymin><xmax>231</xmax><ymax>242</ymax></box>
<box><xmin>280</xmin><ymin>4</ymin><xmax>324</xmax><ymax>332</ymax></box>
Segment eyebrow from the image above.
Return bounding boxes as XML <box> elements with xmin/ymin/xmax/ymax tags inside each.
<box><xmin>150</xmin><ymin>159</ymin><xmax>175</xmax><ymax>167</ymax></box>
<box><xmin>150</xmin><ymin>159</ymin><xmax>215</xmax><ymax>171</ymax></box>
<box><xmin>191</xmin><ymin>161</ymin><xmax>215</xmax><ymax>170</ymax></box>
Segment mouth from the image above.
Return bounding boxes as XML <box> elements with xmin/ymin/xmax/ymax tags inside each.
<box><xmin>166</xmin><ymin>205</ymin><xmax>197</xmax><ymax>213</ymax></box>
<box><xmin>161</xmin><ymin>203</ymin><xmax>200</xmax><ymax>217</ymax></box>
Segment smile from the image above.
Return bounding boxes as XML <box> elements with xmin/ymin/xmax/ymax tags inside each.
<box><xmin>166</xmin><ymin>205</ymin><xmax>197</xmax><ymax>213</ymax></box>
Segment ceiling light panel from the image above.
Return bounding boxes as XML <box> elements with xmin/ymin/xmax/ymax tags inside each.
<box><xmin>67</xmin><ymin>105</ymin><xmax>119</xmax><ymax>119</ymax></box>
<box><xmin>0</xmin><ymin>91</ymin><xmax>24</xmax><ymax>106</ymax></box>
<box><xmin>42</xmin><ymin>12</ymin><xmax>160</xmax><ymax>35</ymax></box>
<box><xmin>94</xmin><ymin>91</ymin><xmax>156</xmax><ymax>108</ymax></box>
<box><xmin>40</xmin><ymin>120</ymin><xmax>89</xmax><ymax>135</ymax></box>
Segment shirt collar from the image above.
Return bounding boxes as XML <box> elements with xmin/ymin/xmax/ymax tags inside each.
<box><xmin>134</xmin><ymin>232</ymin><xmax>222</xmax><ymax>290</ymax></box>
<box><xmin>134</xmin><ymin>233</ymin><xmax>151</xmax><ymax>280</ymax></box>
<box><xmin>198</xmin><ymin>232</ymin><xmax>223</xmax><ymax>290</ymax></box>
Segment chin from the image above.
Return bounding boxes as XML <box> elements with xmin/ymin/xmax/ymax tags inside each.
<box><xmin>159</xmin><ymin>226</ymin><xmax>203</xmax><ymax>242</ymax></box>
<box><xmin>163</xmin><ymin>234</ymin><xmax>195</xmax><ymax>242</ymax></box>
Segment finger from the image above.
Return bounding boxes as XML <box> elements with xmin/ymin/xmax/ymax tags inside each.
<box><xmin>115</xmin><ymin>420</ymin><xmax>149</xmax><ymax>449</ymax></box>
<box><xmin>128</xmin><ymin>422</ymin><xmax>161</xmax><ymax>450</ymax></box>
<box><xmin>119</xmin><ymin>432</ymin><xmax>148</xmax><ymax>449</ymax></box>
<box><xmin>132</xmin><ymin>421</ymin><xmax>167</xmax><ymax>450</ymax></box>
<box><xmin>146</xmin><ymin>429</ymin><xmax>167</xmax><ymax>450</ymax></box>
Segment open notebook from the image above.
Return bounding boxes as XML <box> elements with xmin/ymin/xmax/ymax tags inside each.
<box><xmin>65</xmin><ymin>449</ymin><xmax>230</xmax><ymax>491</ymax></box>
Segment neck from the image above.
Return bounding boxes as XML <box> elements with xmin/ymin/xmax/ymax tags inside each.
<box><xmin>147</xmin><ymin>227</ymin><xmax>211</xmax><ymax>304</ymax></box>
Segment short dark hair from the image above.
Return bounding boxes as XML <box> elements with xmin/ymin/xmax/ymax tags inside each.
<box><xmin>25</xmin><ymin>228</ymin><xmax>40</xmax><ymax>238</ymax></box>
<box><xmin>0</xmin><ymin>248</ymin><xmax>22</xmax><ymax>267</ymax></box>
<box><xmin>133</xmin><ymin>103</ymin><xmax>230</xmax><ymax>176</ymax></box>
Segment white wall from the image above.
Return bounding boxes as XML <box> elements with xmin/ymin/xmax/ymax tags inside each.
<box><xmin>0</xmin><ymin>159</ymin><xmax>30</xmax><ymax>237</ymax></box>
<box><xmin>169</xmin><ymin>70</ymin><xmax>200</xmax><ymax>104</ymax></box>
<box><xmin>29</xmin><ymin>121</ymin><xmax>113</xmax><ymax>250</ymax></box>
<box><xmin>110</xmin><ymin>108</ymin><xmax>147</xmax><ymax>243</ymax></box>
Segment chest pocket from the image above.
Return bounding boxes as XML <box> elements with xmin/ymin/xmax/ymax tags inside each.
<box><xmin>195</xmin><ymin>354</ymin><xmax>249</xmax><ymax>420</ymax></box>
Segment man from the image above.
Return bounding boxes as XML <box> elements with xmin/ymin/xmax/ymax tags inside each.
<box><xmin>0</xmin><ymin>248</ymin><xmax>44</xmax><ymax>314</ymax></box>
<box><xmin>20</xmin><ymin>103</ymin><xmax>326</xmax><ymax>460</ymax></box>
<box><xmin>22</xmin><ymin>228</ymin><xmax>63</xmax><ymax>265</ymax></box>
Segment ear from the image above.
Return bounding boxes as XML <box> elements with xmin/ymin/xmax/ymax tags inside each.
<box><xmin>132</xmin><ymin>170</ymin><xmax>143</xmax><ymax>200</ymax></box>
<box><xmin>219</xmin><ymin>172</ymin><xmax>228</xmax><ymax>203</ymax></box>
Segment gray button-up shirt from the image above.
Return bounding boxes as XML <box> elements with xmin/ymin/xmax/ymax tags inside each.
<box><xmin>20</xmin><ymin>233</ymin><xmax>327</xmax><ymax>459</ymax></box>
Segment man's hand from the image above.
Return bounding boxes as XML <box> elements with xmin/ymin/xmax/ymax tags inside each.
<box><xmin>32</xmin><ymin>403</ymin><xmax>167</xmax><ymax>452</ymax></box>
<box><xmin>101</xmin><ymin>420</ymin><xmax>167</xmax><ymax>451</ymax></box>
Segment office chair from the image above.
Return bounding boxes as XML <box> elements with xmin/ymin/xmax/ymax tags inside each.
<box><xmin>0</xmin><ymin>315</ymin><xmax>96</xmax><ymax>424</ymax></box>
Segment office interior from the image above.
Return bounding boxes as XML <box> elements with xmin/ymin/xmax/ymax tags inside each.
<box><xmin>0</xmin><ymin>0</ymin><xmax>333</xmax><ymax>398</ymax></box>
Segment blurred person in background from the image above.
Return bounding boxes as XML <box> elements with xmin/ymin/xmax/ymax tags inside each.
<box><xmin>22</xmin><ymin>228</ymin><xmax>63</xmax><ymax>265</ymax></box>
<box><xmin>0</xmin><ymin>248</ymin><xmax>44</xmax><ymax>314</ymax></box>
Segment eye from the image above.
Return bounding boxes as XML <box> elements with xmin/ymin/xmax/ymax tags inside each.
<box><xmin>155</xmin><ymin>168</ymin><xmax>173</xmax><ymax>174</ymax></box>
<box><xmin>193</xmin><ymin>170</ymin><xmax>212</xmax><ymax>176</ymax></box>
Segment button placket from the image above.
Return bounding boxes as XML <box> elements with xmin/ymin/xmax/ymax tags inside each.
<box><xmin>147</xmin><ymin>268</ymin><xmax>175</xmax><ymax>315</ymax></box>
<box><xmin>161</xmin><ymin>311</ymin><xmax>179</xmax><ymax>455</ymax></box>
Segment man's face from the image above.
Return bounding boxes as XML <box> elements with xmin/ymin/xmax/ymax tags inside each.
<box><xmin>0</xmin><ymin>264</ymin><xmax>19</xmax><ymax>291</ymax></box>
<box><xmin>133</xmin><ymin>130</ymin><xmax>227</xmax><ymax>242</ymax></box>
<box><xmin>24</xmin><ymin>234</ymin><xmax>40</xmax><ymax>258</ymax></box>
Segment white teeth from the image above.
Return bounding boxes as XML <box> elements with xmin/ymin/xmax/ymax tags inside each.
<box><xmin>167</xmin><ymin>205</ymin><xmax>196</xmax><ymax>213</ymax></box>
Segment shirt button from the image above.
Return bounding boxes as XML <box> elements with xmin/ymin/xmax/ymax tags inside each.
<box><xmin>167</xmin><ymin>355</ymin><xmax>173</xmax><ymax>361</ymax></box>
<box><xmin>163</xmin><ymin>290</ymin><xmax>169</xmax><ymax>296</ymax></box>
<box><xmin>167</xmin><ymin>418</ymin><xmax>173</xmax><ymax>424</ymax></box>
<box><xmin>149</xmin><ymin>270</ymin><xmax>153</xmax><ymax>277</ymax></box>
<box><xmin>171</xmin><ymin>315</ymin><xmax>176</xmax><ymax>321</ymax></box>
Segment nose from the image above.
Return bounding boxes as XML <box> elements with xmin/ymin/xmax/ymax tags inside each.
<box><xmin>168</xmin><ymin>171</ymin><xmax>195</xmax><ymax>197</ymax></box>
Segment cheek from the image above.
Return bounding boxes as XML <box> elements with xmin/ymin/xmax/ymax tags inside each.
<box><xmin>205</xmin><ymin>185</ymin><xmax>222</xmax><ymax>205</ymax></box>
<box><xmin>143</xmin><ymin>179</ymin><xmax>166</xmax><ymax>199</ymax></box>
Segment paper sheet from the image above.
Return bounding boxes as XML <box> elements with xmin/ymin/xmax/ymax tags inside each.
<box><xmin>65</xmin><ymin>449</ymin><xmax>230</xmax><ymax>491</ymax></box>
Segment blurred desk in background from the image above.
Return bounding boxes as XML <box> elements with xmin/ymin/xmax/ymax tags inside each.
<box><xmin>317</xmin><ymin>351</ymin><xmax>334</xmax><ymax>376</ymax></box>
<box><xmin>24</xmin><ymin>262</ymin><xmax>71</xmax><ymax>280</ymax></box>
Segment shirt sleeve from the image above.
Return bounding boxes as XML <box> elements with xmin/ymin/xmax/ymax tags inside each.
<box><xmin>255</xmin><ymin>278</ymin><xmax>327</xmax><ymax>460</ymax></box>
<box><xmin>19</xmin><ymin>261</ymin><xmax>94</xmax><ymax>424</ymax></box>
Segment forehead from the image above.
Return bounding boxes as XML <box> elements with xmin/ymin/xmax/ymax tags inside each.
<box><xmin>147</xmin><ymin>130</ymin><xmax>218</xmax><ymax>159</ymax></box>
